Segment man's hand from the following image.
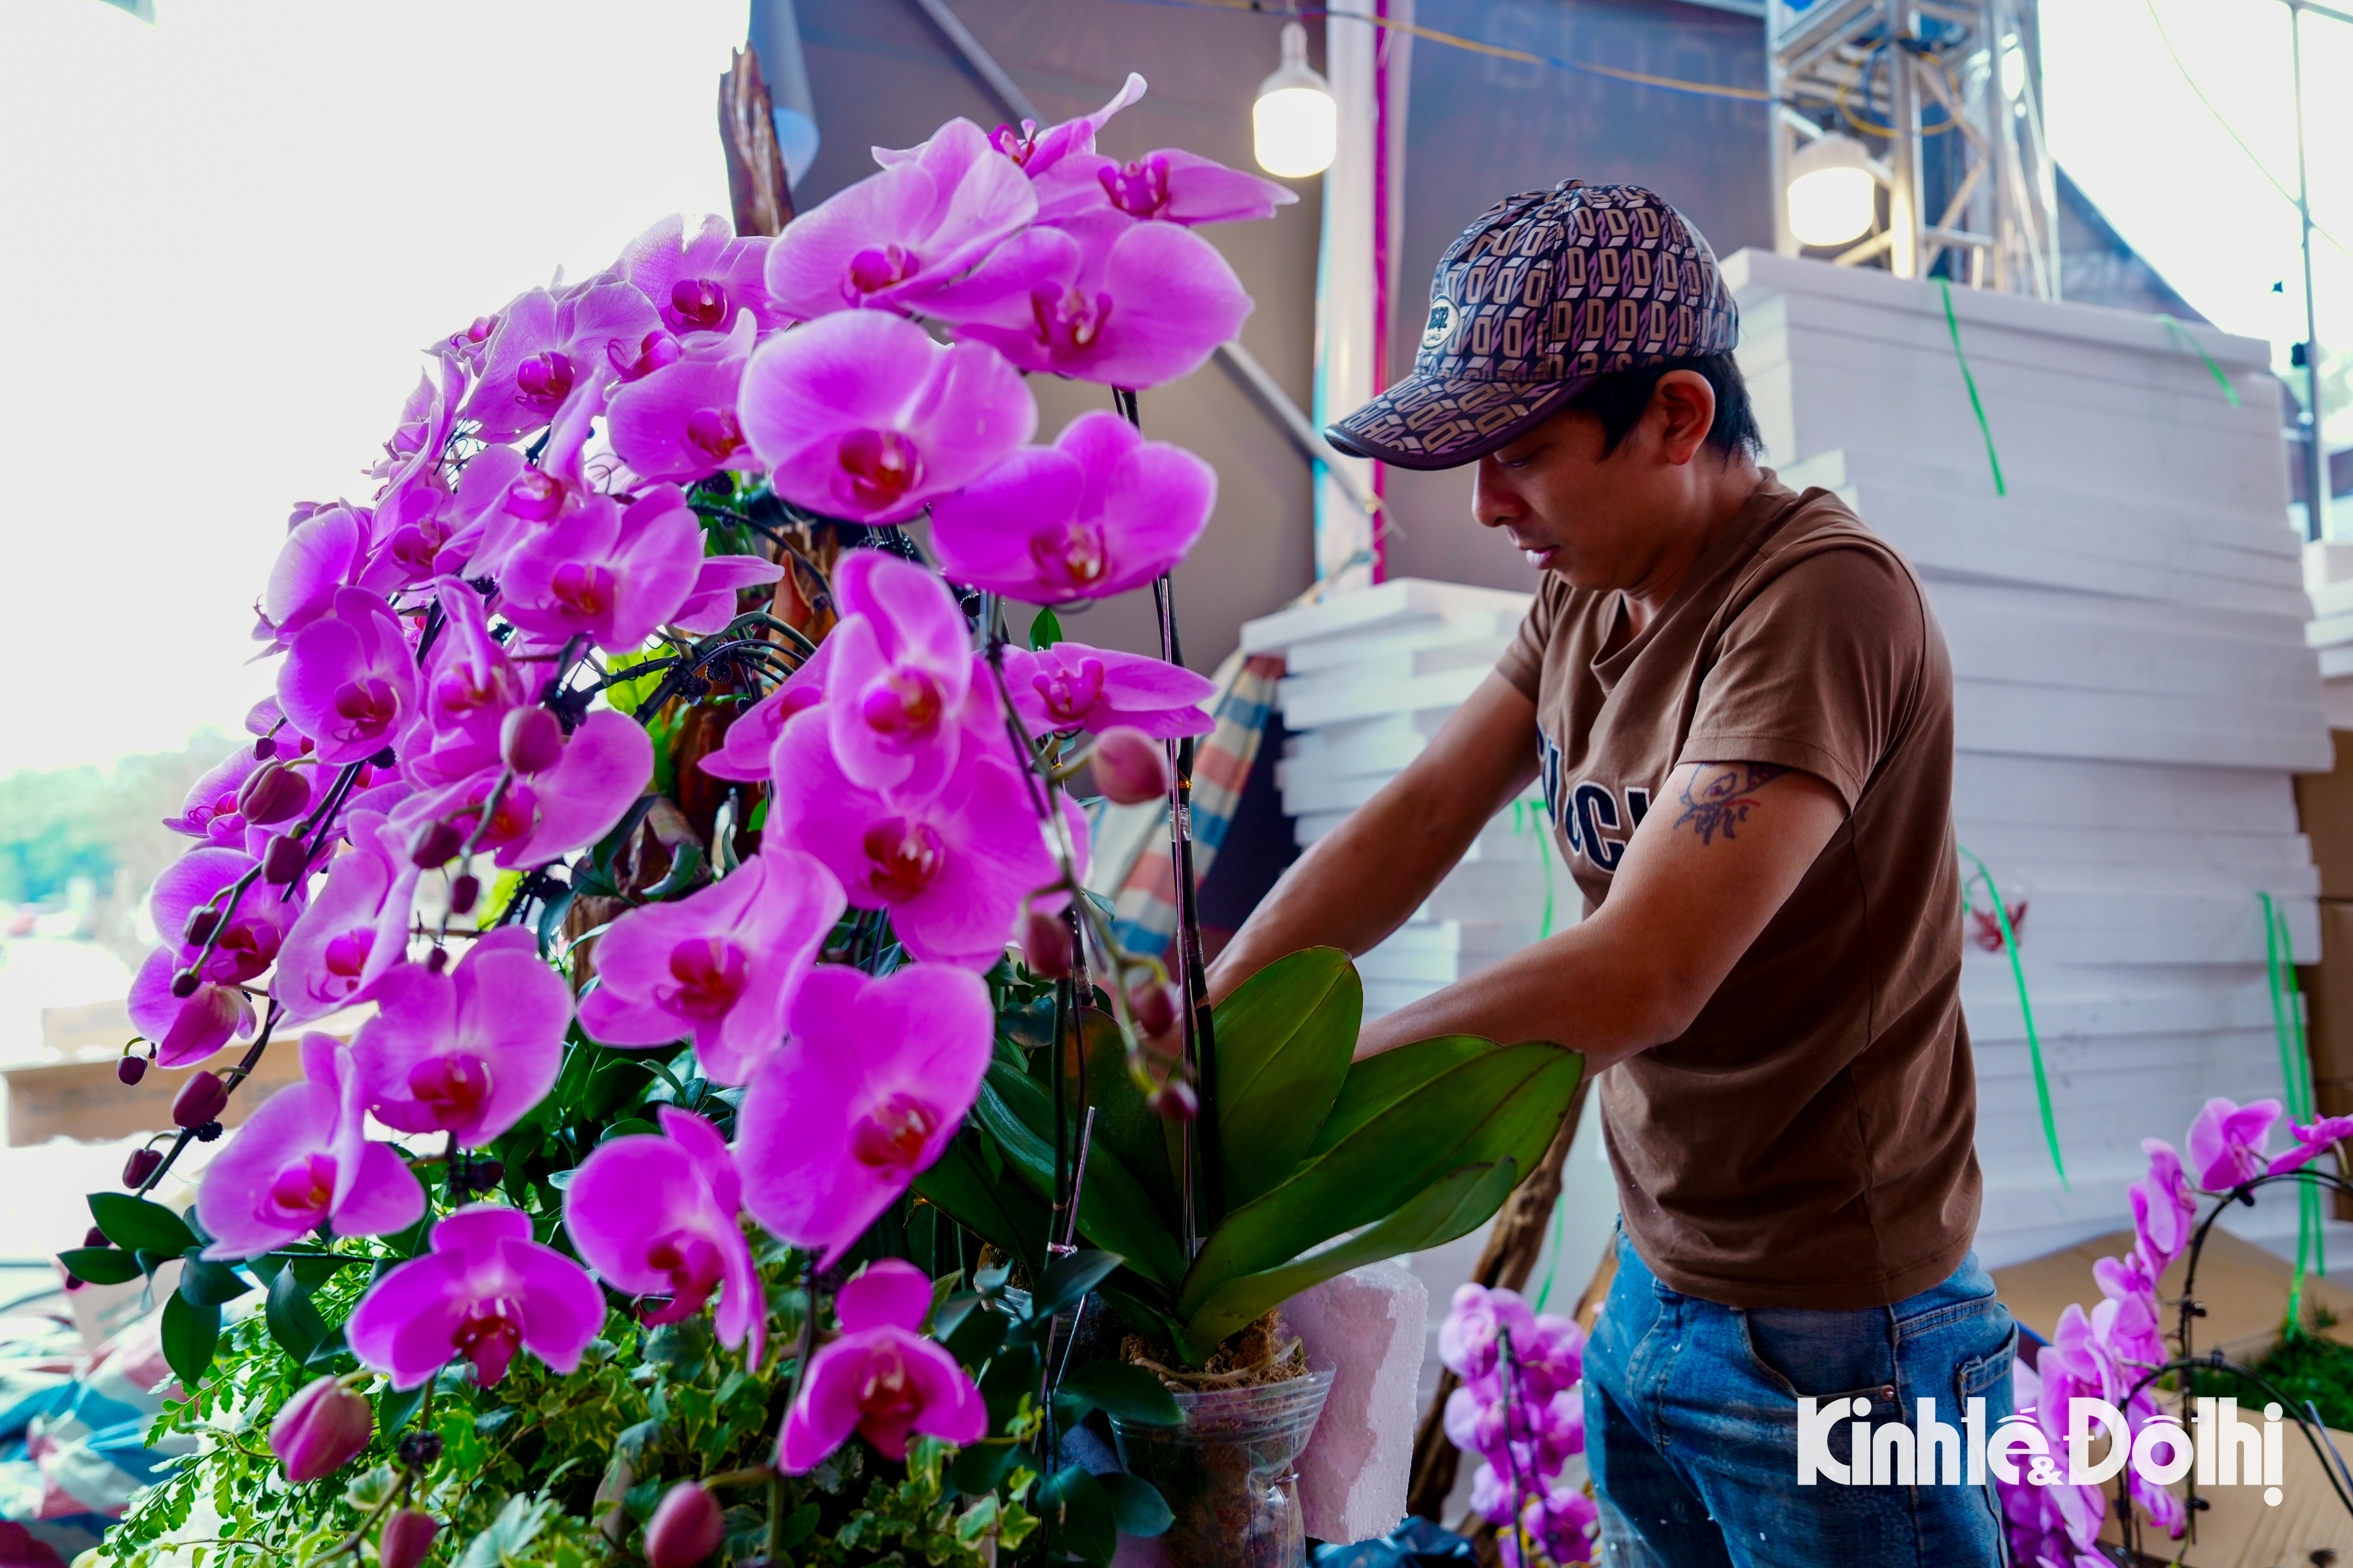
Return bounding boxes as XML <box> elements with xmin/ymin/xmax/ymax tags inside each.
<box><xmin>1353</xmin><ymin>758</ymin><xmax>1847</xmax><ymax>1067</ymax></box>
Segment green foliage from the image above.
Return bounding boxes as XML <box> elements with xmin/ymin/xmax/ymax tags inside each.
<box><xmin>924</xmin><ymin>948</ymin><xmax>1584</xmax><ymax>1364</ymax></box>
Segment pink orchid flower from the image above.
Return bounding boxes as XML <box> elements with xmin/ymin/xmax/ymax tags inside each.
<box><xmin>2130</xmin><ymin>1138</ymin><xmax>2198</xmax><ymax>1272</ymax></box>
<box><xmin>738</xmin><ymin>309</ymin><xmax>1035</xmax><ymax>525</ymax></box>
<box><xmin>2186</xmin><ymin>1096</ymin><xmax>2289</xmax><ymax>1190</ymax></box>
<box><xmin>276</xmin><ymin>588</ymin><xmax>421</xmax><ymax>766</ymax></box>
<box><xmin>765</xmin><ymin>118</ymin><xmax>1036</xmax><ymax>319</ymax></box>
<box><xmin>258</xmin><ymin>504</ymin><xmax>372</xmax><ymax>648</ymax></box>
<box><xmin>767</xmin><ymin>709</ymin><xmax>1084</xmax><ymax>969</ymax></box>
<box><xmin>401</xmin><ymin>582</ymin><xmax>533</xmax><ymax>789</ymax></box>
<box><xmin>928</xmin><ymin>410</ymin><xmax>1215</xmax><ymax>601</ymax></box>
<box><xmin>1503</xmin><ymin>1484</ymin><xmax>1599</xmax><ymax>1568</ymax></box>
<box><xmin>824</xmin><ymin>551</ymin><xmax>987</xmax><ymax>800</ymax></box>
<box><xmin>164</xmin><ymin>745</ymin><xmax>271</xmax><ymax>848</ymax></box>
<box><xmin>697</xmin><ymin>638</ymin><xmax>835</xmax><ymax>784</ymax></box>
<box><xmin>1002</xmin><ymin>641</ymin><xmax>1216</xmax><ymax>739</ymax></box>
<box><xmin>738</xmin><ymin>964</ymin><xmax>994</xmax><ymax>1262</ymax></box>
<box><xmin>563</xmin><ymin>1108</ymin><xmax>765</xmax><ymax>1369</ymax></box>
<box><xmin>346</xmin><ymin>1204</ymin><xmax>607</xmax><ymax>1390</ymax></box>
<box><xmin>1437</xmin><ymin>1283</ymin><xmax>1537</xmax><ymax>1382</ymax></box>
<box><xmin>195</xmin><ymin>1034</ymin><xmax>425</xmax><ymax>1259</ymax></box>
<box><xmin>607</xmin><ymin>311</ymin><xmax>763</xmax><ymax>486</ymax></box>
<box><xmin>350</xmin><ymin>929</ymin><xmax>569</xmax><ymax>1147</ymax></box>
<box><xmin>922</xmin><ymin>215</ymin><xmax>1250</xmax><ymax>389</ymax></box>
<box><xmin>391</xmin><ymin>707</ymin><xmax>653</xmax><ymax>872</ymax></box>
<box><xmin>916</xmin><ymin>75</ymin><xmax>1143</xmax><ymax>222</ymax></box>
<box><xmin>2266</xmin><ymin>1114</ymin><xmax>2353</xmax><ymax>1176</ymax></box>
<box><xmin>615</xmin><ymin>213</ymin><xmax>784</xmax><ymax>337</ymax></box>
<box><xmin>362</xmin><ymin>357</ymin><xmax>472</xmax><ymax>597</ymax></box>
<box><xmin>272</xmin><ymin>812</ymin><xmax>420</xmax><ymax>1026</ymax></box>
<box><xmin>458</xmin><ymin>282</ymin><xmax>659</xmax><ymax>444</ymax></box>
<box><xmin>129</xmin><ymin>846</ymin><xmax>303</xmax><ymax>1065</ymax></box>
<box><xmin>674</xmin><ymin>555</ymin><xmax>786</xmax><ymax>636</ymax></box>
<box><xmin>578</xmin><ymin>848</ymin><xmax>846</xmax><ymax>1085</ymax></box>
<box><xmin>498</xmin><ymin>486</ymin><xmax>705</xmax><ymax>652</ymax></box>
<box><xmin>776</xmin><ymin>1258</ymin><xmax>984</xmax><ymax>1471</ymax></box>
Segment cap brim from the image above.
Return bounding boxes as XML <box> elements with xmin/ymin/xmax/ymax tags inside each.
<box><xmin>1323</xmin><ymin>371</ymin><xmax>1595</xmax><ymax>471</ymax></box>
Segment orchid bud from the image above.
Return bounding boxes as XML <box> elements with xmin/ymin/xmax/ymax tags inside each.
<box><xmin>408</xmin><ymin>820</ymin><xmax>462</xmax><ymax>868</ymax></box>
<box><xmin>1091</xmin><ymin>727</ymin><xmax>1169</xmax><ymax>806</ymax></box>
<box><xmin>500</xmin><ymin>707</ymin><xmax>565</xmax><ymax>776</ymax></box>
<box><xmin>84</xmin><ymin>1226</ymin><xmax>107</xmax><ymax>1248</ymax></box>
<box><xmin>121</xmin><ymin>1147</ymin><xmax>161</xmax><ymax>1188</ymax></box>
<box><xmin>1021</xmin><ymin>908</ymin><xmax>1073</xmax><ymax>979</ymax></box>
<box><xmin>268</xmin><ymin>1374</ymin><xmax>375</xmax><ymax>1484</ymax></box>
<box><xmin>1148</xmin><ymin>1079</ymin><xmax>1199</xmax><ymax>1122</ymax></box>
<box><xmin>195</xmin><ymin>1120</ymin><xmax>225</xmax><ymax>1142</ymax></box>
<box><xmin>261</xmin><ymin>833</ymin><xmax>308</xmax><ymax>884</ymax></box>
<box><xmin>169</xmin><ymin>967</ymin><xmax>200</xmax><ymax>999</ymax></box>
<box><xmin>397</xmin><ymin>1430</ymin><xmax>444</xmax><ymax>1469</ymax></box>
<box><xmin>1130</xmin><ymin>979</ymin><xmax>1179</xmax><ymax>1039</ymax></box>
<box><xmin>426</xmin><ymin>946</ymin><xmax>449</xmax><ymax>974</ymax></box>
<box><xmin>252</xmin><ymin>736</ymin><xmax>277</xmax><ymax>760</ymax></box>
<box><xmin>182</xmin><ymin>907</ymin><xmax>220</xmax><ymax>946</ymax></box>
<box><xmin>645</xmin><ymin>1483</ymin><xmax>724</xmax><ymax>1568</ymax></box>
<box><xmin>450</xmin><ymin>875</ymin><xmax>480</xmax><ymax>916</ymax></box>
<box><xmin>235</xmin><ymin>759</ymin><xmax>311</xmax><ymax>826</ymax></box>
<box><xmin>173</xmin><ymin>1071</ymin><xmax>229</xmax><ymax>1130</ymax></box>
<box><xmin>118</xmin><ymin>1053</ymin><xmax>147</xmax><ymax>1086</ymax></box>
<box><xmin>380</xmin><ymin>1510</ymin><xmax>440</xmax><ymax>1568</ymax></box>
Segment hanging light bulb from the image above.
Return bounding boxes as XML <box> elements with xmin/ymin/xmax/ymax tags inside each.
<box><xmin>1253</xmin><ymin>21</ymin><xmax>1337</xmax><ymax>180</ymax></box>
<box><xmin>1786</xmin><ymin>133</ymin><xmax>1879</xmax><ymax>248</ymax></box>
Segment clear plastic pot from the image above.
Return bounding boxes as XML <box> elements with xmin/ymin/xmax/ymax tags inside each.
<box><xmin>1109</xmin><ymin>1369</ymin><xmax>1334</xmax><ymax>1568</ymax></box>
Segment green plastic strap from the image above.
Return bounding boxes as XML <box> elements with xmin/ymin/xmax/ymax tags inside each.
<box><xmin>1533</xmin><ymin>1175</ymin><xmax>1570</xmax><ymax>1314</ymax></box>
<box><xmin>1939</xmin><ymin>280</ymin><xmax>2007</xmax><ymax>498</ymax></box>
<box><xmin>1957</xmin><ymin>844</ymin><xmax>2064</xmax><ymax>1187</ymax></box>
<box><xmin>1511</xmin><ymin>800</ymin><xmax>1557</xmax><ymax>940</ymax></box>
<box><xmin>2158</xmin><ymin>314</ymin><xmax>2243</xmax><ymax>408</ymax></box>
<box><xmin>2261</xmin><ymin>892</ymin><xmax>2323</xmax><ymax>1330</ymax></box>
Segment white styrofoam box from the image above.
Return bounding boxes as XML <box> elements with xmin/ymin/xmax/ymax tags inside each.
<box><xmin>1278</xmin><ymin>665</ymin><xmax>1492</xmax><ymax>731</ymax></box>
<box><xmin>1282</xmin><ymin>709</ymin><xmax>1459</xmax><ymax>782</ymax></box>
<box><xmin>1239</xmin><ymin>577</ymin><xmax>1533</xmax><ymax>658</ymax></box>
<box><xmin>1730</xmin><ymin>250</ymin><xmax>2328</xmax><ymax>1276</ymax></box>
<box><xmin>1283</xmin><ymin>610</ymin><xmax>1519</xmax><ymax>676</ymax></box>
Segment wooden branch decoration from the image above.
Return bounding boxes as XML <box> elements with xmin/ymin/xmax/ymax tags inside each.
<box><xmin>720</xmin><ymin>44</ymin><xmax>794</xmax><ymax>237</ymax></box>
<box><xmin>1406</xmin><ymin>1075</ymin><xmax>1592</xmax><ymax>1522</ymax></box>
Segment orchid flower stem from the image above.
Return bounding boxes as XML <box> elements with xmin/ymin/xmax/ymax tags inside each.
<box><xmin>698</xmin><ymin>1467</ymin><xmax>775</xmax><ymax>1489</ymax></box>
<box><xmin>138</xmin><ymin>1002</ymin><xmax>285</xmax><ymax>1198</ymax></box>
<box><xmin>768</xmin><ymin>1473</ymin><xmax>788</xmax><ymax>1559</ymax></box>
<box><xmin>318</xmin><ymin>1463</ymin><xmax>416</xmax><ymax>1563</ymax></box>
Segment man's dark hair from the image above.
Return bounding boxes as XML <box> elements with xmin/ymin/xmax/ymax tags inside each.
<box><xmin>1564</xmin><ymin>351</ymin><xmax>1762</xmax><ymax>461</ymax></box>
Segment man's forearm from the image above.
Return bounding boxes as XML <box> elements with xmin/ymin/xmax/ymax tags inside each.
<box><xmin>1352</xmin><ymin>922</ymin><xmax>1681</xmax><ymax>1069</ymax></box>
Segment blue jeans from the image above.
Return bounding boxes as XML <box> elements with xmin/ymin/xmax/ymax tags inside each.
<box><xmin>1584</xmin><ymin>1227</ymin><xmax>2016</xmax><ymax>1567</ymax></box>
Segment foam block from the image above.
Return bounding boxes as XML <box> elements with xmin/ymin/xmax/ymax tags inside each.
<box><xmin>1287</xmin><ymin>1261</ymin><xmax>1430</xmax><ymax>1544</ymax></box>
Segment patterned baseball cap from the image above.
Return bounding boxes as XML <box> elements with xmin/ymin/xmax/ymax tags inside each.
<box><xmin>1326</xmin><ymin>181</ymin><xmax>1740</xmax><ymax>470</ymax></box>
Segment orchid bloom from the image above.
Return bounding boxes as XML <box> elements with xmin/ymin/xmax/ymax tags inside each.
<box><xmin>737</xmin><ymin>309</ymin><xmax>1035</xmax><ymax>526</ymax></box>
<box><xmin>2185</xmin><ymin>1096</ymin><xmax>2294</xmax><ymax>1191</ymax></box>
<box><xmin>673</xmin><ymin>555</ymin><xmax>785</xmax><ymax>637</ymax></box>
<box><xmin>392</xmin><ymin>707</ymin><xmax>653</xmax><ymax>872</ymax></box>
<box><xmin>362</xmin><ymin>356</ymin><xmax>471</xmax><ymax>595</ymax></box>
<box><xmin>607</xmin><ymin>311</ymin><xmax>762</xmax><ymax>485</ymax></box>
<box><xmin>164</xmin><ymin>745</ymin><xmax>269</xmax><ymax>849</ymax></box>
<box><xmin>922</xmin><ymin>215</ymin><xmax>1250</xmax><ymax>389</ymax></box>
<box><xmin>2266</xmin><ymin>1114</ymin><xmax>2353</xmax><ymax>1176</ymax></box>
<box><xmin>1002</xmin><ymin>641</ymin><xmax>1216</xmax><ymax>739</ymax></box>
<box><xmin>767</xmin><ymin>709</ymin><xmax>1085</xmax><ymax>969</ymax></box>
<box><xmin>697</xmin><ymin>638</ymin><xmax>835</xmax><ymax>784</ymax></box>
<box><xmin>615</xmin><ymin>212</ymin><xmax>784</xmax><ymax>337</ymax></box>
<box><xmin>346</xmin><ymin>1204</ymin><xmax>607</xmax><ymax>1390</ymax></box>
<box><xmin>129</xmin><ymin>846</ymin><xmax>304</xmax><ymax>1065</ymax></box>
<box><xmin>577</xmin><ymin>848</ymin><xmax>846</xmax><ymax>1085</ymax></box>
<box><xmin>765</xmin><ymin>118</ymin><xmax>1036</xmax><ymax>319</ymax></box>
<box><xmin>402</xmin><ymin>582</ymin><xmax>533</xmax><ymax>789</ymax></box>
<box><xmin>935</xmin><ymin>74</ymin><xmax>1143</xmax><ymax>222</ymax></box>
<box><xmin>2129</xmin><ymin>1138</ymin><xmax>2198</xmax><ymax>1273</ymax></box>
<box><xmin>1437</xmin><ymin>1284</ymin><xmax>1537</xmax><ymax>1383</ymax></box>
<box><xmin>258</xmin><ymin>504</ymin><xmax>372</xmax><ymax>647</ymax></box>
<box><xmin>497</xmin><ymin>486</ymin><xmax>706</xmax><ymax>653</ymax></box>
<box><xmin>276</xmin><ymin>588</ymin><xmax>421</xmax><ymax>766</ymax></box>
<box><xmin>738</xmin><ymin>964</ymin><xmax>994</xmax><ymax>1262</ymax></box>
<box><xmin>824</xmin><ymin>551</ymin><xmax>986</xmax><ymax>800</ymax></box>
<box><xmin>195</xmin><ymin>1034</ymin><xmax>425</xmax><ymax>1258</ymax></box>
<box><xmin>928</xmin><ymin>410</ymin><xmax>1215</xmax><ymax>601</ymax></box>
<box><xmin>350</xmin><ymin>929</ymin><xmax>569</xmax><ymax>1147</ymax></box>
<box><xmin>776</xmin><ymin>1259</ymin><xmax>984</xmax><ymax>1471</ymax></box>
<box><xmin>458</xmin><ymin>282</ymin><xmax>658</xmax><ymax>444</ymax></box>
<box><xmin>563</xmin><ymin>1108</ymin><xmax>765</xmax><ymax>1369</ymax></box>
<box><xmin>272</xmin><ymin>812</ymin><xmax>420</xmax><ymax>1026</ymax></box>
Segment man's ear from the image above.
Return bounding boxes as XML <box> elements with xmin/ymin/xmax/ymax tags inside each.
<box><xmin>1648</xmin><ymin>370</ymin><xmax>1718</xmax><ymax>467</ymax></box>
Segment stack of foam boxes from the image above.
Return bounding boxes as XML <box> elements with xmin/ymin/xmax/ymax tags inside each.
<box><xmin>1727</xmin><ymin>249</ymin><xmax>2335</xmax><ymax>1270</ymax></box>
<box><xmin>1238</xmin><ymin>578</ymin><xmax>1574</xmax><ymax>1021</ymax></box>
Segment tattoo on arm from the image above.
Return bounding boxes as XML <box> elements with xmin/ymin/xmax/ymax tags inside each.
<box><xmin>1671</xmin><ymin>763</ymin><xmax>1792</xmax><ymax>845</ymax></box>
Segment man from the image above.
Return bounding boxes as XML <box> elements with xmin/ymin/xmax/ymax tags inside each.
<box><xmin>1204</xmin><ymin>182</ymin><xmax>2015</xmax><ymax>1565</ymax></box>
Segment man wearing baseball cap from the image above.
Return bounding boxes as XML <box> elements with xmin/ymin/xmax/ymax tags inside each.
<box><xmin>1207</xmin><ymin>182</ymin><xmax>2009</xmax><ymax>1563</ymax></box>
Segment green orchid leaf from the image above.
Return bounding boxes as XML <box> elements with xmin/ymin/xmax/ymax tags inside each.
<box><xmin>912</xmin><ymin>1128</ymin><xmax>1050</xmax><ymax>1279</ymax></box>
<box><xmin>159</xmin><ymin>1292</ymin><xmax>220</xmax><ymax>1387</ymax></box>
<box><xmin>58</xmin><ymin>1247</ymin><xmax>140</xmax><ymax>1286</ymax></box>
<box><xmin>1033</xmin><ymin>1250</ymin><xmax>1124</xmax><ymax>1320</ymax></box>
<box><xmin>264</xmin><ymin>1265</ymin><xmax>330</xmax><ymax>1363</ymax></box>
<box><xmin>1308</xmin><ymin>1033</ymin><xmax>1494</xmax><ymax>1157</ymax></box>
<box><xmin>1054</xmin><ymin>1361</ymin><xmax>1181</xmax><ymax>1427</ymax></box>
<box><xmin>972</xmin><ymin>1066</ymin><xmax>1186</xmax><ymax>1286</ymax></box>
<box><xmin>1029</xmin><ymin>607</ymin><xmax>1063</xmax><ymax>650</ymax></box>
<box><xmin>89</xmin><ymin>1193</ymin><xmax>196</xmax><ymax>1257</ymax></box>
<box><xmin>1178</xmin><ymin>1041</ymin><xmax>1581</xmax><ymax>1317</ymax></box>
<box><xmin>1182</xmin><ymin>1160</ymin><xmax>1519</xmax><ymax>1349</ymax></box>
<box><xmin>1074</xmin><ymin>1006</ymin><xmax>1181</xmax><ymax>1230</ymax></box>
<box><xmin>1209</xmin><ymin>947</ymin><xmax>1360</xmax><ymax>1208</ymax></box>
<box><xmin>1038</xmin><ymin>1464</ymin><xmax>1117</xmax><ymax>1567</ymax></box>
<box><xmin>176</xmin><ymin>1256</ymin><xmax>252</xmax><ymax>1307</ymax></box>
<box><xmin>1096</xmin><ymin>1471</ymin><xmax>1174</xmax><ymax>1538</ymax></box>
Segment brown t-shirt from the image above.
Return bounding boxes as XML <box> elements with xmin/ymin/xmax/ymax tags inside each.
<box><xmin>1495</xmin><ymin>474</ymin><xmax>1978</xmax><ymax>1310</ymax></box>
